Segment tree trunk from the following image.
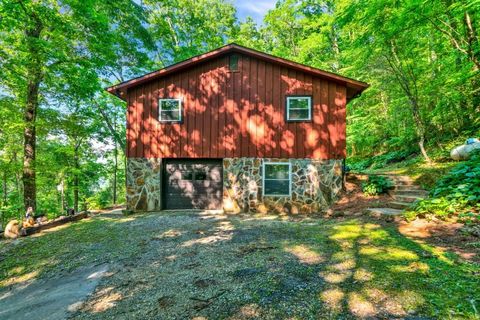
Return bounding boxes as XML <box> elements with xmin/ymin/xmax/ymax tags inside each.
<box><xmin>22</xmin><ymin>18</ymin><xmax>43</xmax><ymax>211</ymax></box>
<box><xmin>59</xmin><ymin>178</ymin><xmax>65</xmax><ymax>213</ymax></box>
<box><xmin>464</xmin><ymin>11</ymin><xmax>479</xmax><ymax>71</ymax></box>
<box><xmin>409</xmin><ymin>98</ymin><xmax>432</xmax><ymax>164</ymax></box>
<box><xmin>113</xmin><ymin>138</ymin><xmax>118</xmax><ymax>205</ymax></box>
<box><xmin>95</xmin><ymin>102</ymin><xmax>126</xmax><ymax>151</ymax></box>
<box><xmin>331</xmin><ymin>22</ymin><xmax>341</xmax><ymax>72</ymax></box>
<box><xmin>23</xmin><ymin>76</ymin><xmax>41</xmax><ymax>211</ymax></box>
<box><xmin>418</xmin><ymin>135</ymin><xmax>431</xmax><ymax>164</ymax></box>
<box><xmin>74</xmin><ymin>147</ymin><xmax>79</xmax><ymax>213</ymax></box>
<box><xmin>385</xmin><ymin>45</ymin><xmax>433</xmax><ymax>164</ymax></box>
<box><xmin>112</xmin><ymin>114</ymin><xmax>118</xmax><ymax>205</ymax></box>
<box><xmin>14</xmin><ymin>152</ymin><xmax>22</xmax><ymax>199</ymax></box>
<box><xmin>2</xmin><ymin>171</ymin><xmax>7</xmax><ymax>206</ymax></box>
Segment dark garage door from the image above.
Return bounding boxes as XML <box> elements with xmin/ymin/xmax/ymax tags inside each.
<box><xmin>164</xmin><ymin>159</ymin><xmax>223</xmax><ymax>210</ymax></box>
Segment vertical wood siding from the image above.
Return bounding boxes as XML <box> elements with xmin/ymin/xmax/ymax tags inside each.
<box><xmin>126</xmin><ymin>54</ymin><xmax>347</xmax><ymax>159</ymax></box>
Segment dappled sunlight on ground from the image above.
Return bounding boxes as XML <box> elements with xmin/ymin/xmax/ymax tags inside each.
<box><xmin>398</xmin><ymin>218</ymin><xmax>464</xmax><ymax>238</ymax></box>
<box><xmin>353</xmin><ymin>268</ymin><xmax>373</xmax><ymax>282</ymax></box>
<box><xmin>309</xmin><ymin>218</ymin><xmax>475</xmax><ymax>318</ymax></box>
<box><xmin>284</xmin><ymin>244</ymin><xmax>324</xmax><ymax>265</ymax></box>
<box><xmin>370</xmin><ymin>247</ymin><xmax>419</xmax><ymax>261</ymax></box>
<box><xmin>390</xmin><ymin>261</ymin><xmax>430</xmax><ymax>274</ymax></box>
<box><xmin>30</xmin><ymin>223</ymin><xmax>72</xmax><ymax>237</ymax></box>
<box><xmin>320</xmin><ymin>288</ymin><xmax>344</xmax><ymax>311</ymax></box>
<box><xmin>0</xmin><ymin>210</ymin><xmax>479</xmax><ymax>319</ymax></box>
<box><xmin>0</xmin><ymin>270</ymin><xmax>39</xmax><ymax>288</ymax></box>
<box><xmin>181</xmin><ymin>220</ymin><xmax>234</xmax><ymax>247</ymax></box>
<box><xmin>397</xmin><ymin>218</ymin><xmax>480</xmax><ymax>262</ymax></box>
<box><xmin>320</xmin><ymin>270</ymin><xmax>351</xmax><ymax>284</ymax></box>
<box><xmin>348</xmin><ymin>292</ymin><xmax>377</xmax><ymax>318</ymax></box>
<box><xmin>83</xmin><ymin>287</ymin><xmax>123</xmax><ymax>313</ymax></box>
<box><xmin>156</xmin><ymin>229</ymin><xmax>183</xmax><ymax>239</ymax></box>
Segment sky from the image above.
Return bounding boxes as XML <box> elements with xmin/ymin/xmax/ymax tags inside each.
<box><xmin>232</xmin><ymin>0</ymin><xmax>277</xmax><ymax>24</ymax></box>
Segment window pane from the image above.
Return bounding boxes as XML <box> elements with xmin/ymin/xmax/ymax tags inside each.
<box><xmin>182</xmin><ymin>171</ymin><xmax>193</xmax><ymax>180</ymax></box>
<box><xmin>194</xmin><ymin>171</ymin><xmax>207</xmax><ymax>181</ymax></box>
<box><xmin>161</xmin><ymin>100</ymin><xmax>180</xmax><ymax>111</ymax></box>
<box><xmin>160</xmin><ymin>110</ymin><xmax>180</xmax><ymax>121</ymax></box>
<box><xmin>264</xmin><ymin>164</ymin><xmax>289</xmax><ymax>179</ymax></box>
<box><xmin>288</xmin><ymin>109</ymin><xmax>310</xmax><ymax>120</ymax></box>
<box><xmin>264</xmin><ymin>180</ymin><xmax>290</xmax><ymax>196</ymax></box>
<box><xmin>289</xmin><ymin>97</ymin><xmax>310</xmax><ymax>109</ymax></box>
<box><xmin>229</xmin><ymin>54</ymin><xmax>239</xmax><ymax>71</ymax></box>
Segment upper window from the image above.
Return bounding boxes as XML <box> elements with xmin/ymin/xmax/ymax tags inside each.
<box><xmin>229</xmin><ymin>54</ymin><xmax>239</xmax><ymax>71</ymax></box>
<box><xmin>286</xmin><ymin>96</ymin><xmax>312</xmax><ymax>121</ymax></box>
<box><xmin>263</xmin><ymin>162</ymin><xmax>291</xmax><ymax>196</ymax></box>
<box><xmin>159</xmin><ymin>98</ymin><xmax>182</xmax><ymax>122</ymax></box>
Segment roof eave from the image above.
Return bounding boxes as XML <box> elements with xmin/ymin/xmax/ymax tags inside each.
<box><xmin>105</xmin><ymin>43</ymin><xmax>369</xmax><ymax>102</ymax></box>
<box><xmin>346</xmin><ymin>83</ymin><xmax>370</xmax><ymax>103</ymax></box>
<box><xmin>105</xmin><ymin>43</ymin><xmax>236</xmax><ymax>100</ymax></box>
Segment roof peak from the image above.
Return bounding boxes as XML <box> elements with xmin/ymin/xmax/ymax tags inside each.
<box><xmin>106</xmin><ymin>43</ymin><xmax>368</xmax><ymax>101</ymax></box>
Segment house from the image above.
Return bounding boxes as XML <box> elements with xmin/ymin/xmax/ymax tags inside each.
<box><xmin>106</xmin><ymin>44</ymin><xmax>368</xmax><ymax>214</ymax></box>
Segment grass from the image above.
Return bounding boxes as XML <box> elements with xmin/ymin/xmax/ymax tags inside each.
<box><xmin>367</xmin><ymin>157</ymin><xmax>458</xmax><ymax>190</ymax></box>
<box><xmin>349</xmin><ymin>135</ymin><xmax>476</xmax><ymax>190</ymax></box>
<box><xmin>1</xmin><ymin>212</ymin><xmax>479</xmax><ymax>319</ymax></box>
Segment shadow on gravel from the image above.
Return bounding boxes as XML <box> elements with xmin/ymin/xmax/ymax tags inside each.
<box><xmin>1</xmin><ymin>211</ymin><xmax>479</xmax><ymax>319</ymax></box>
<box><xmin>73</xmin><ymin>214</ymin><xmax>480</xmax><ymax>319</ymax></box>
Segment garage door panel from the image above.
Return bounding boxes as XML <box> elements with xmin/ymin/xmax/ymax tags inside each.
<box><xmin>164</xmin><ymin>159</ymin><xmax>223</xmax><ymax>210</ymax></box>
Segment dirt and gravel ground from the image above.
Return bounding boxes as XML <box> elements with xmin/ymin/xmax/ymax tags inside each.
<box><xmin>332</xmin><ymin>178</ymin><xmax>480</xmax><ymax>263</ymax></box>
<box><xmin>1</xmin><ymin>205</ymin><xmax>479</xmax><ymax>319</ymax></box>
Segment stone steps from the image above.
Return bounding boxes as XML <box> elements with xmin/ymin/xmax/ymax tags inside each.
<box><xmin>391</xmin><ymin>189</ymin><xmax>428</xmax><ymax>196</ymax></box>
<box><xmin>366</xmin><ymin>207</ymin><xmax>404</xmax><ymax>216</ymax></box>
<box><xmin>366</xmin><ymin>173</ymin><xmax>428</xmax><ymax>218</ymax></box>
<box><xmin>376</xmin><ymin>174</ymin><xmax>413</xmax><ymax>182</ymax></box>
<box><xmin>393</xmin><ymin>184</ymin><xmax>422</xmax><ymax>191</ymax></box>
<box><xmin>393</xmin><ymin>194</ymin><xmax>425</xmax><ymax>203</ymax></box>
<box><xmin>387</xmin><ymin>201</ymin><xmax>413</xmax><ymax>210</ymax></box>
<box><xmin>391</xmin><ymin>180</ymin><xmax>415</xmax><ymax>186</ymax></box>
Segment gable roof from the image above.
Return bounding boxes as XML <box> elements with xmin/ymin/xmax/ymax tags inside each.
<box><xmin>106</xmin><ymin>43</ymin><xmax>369</xmax><ymax>102</ymax></box>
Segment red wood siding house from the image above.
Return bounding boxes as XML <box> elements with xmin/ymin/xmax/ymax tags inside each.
<box><xmin>107</xmin><ymin>44</ymin><xmax>368</xmax><ymax>213</ymax></box>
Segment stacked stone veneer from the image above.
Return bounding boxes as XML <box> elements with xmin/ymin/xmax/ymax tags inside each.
<box><xmin>126</xmin><ymin>158</ymin><xmax>162</xmax><ymax>211</ymax></box>
<box><xmin>223</xmin><ymin>158</ymin><xmax>343</xmax><ymax>214</ymax></box>
<box><xmin>126</xmin><ymin>157</ymin><xmax>343</xmax><ymax>213</ymax></box>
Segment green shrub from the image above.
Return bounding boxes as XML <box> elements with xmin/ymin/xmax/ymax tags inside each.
<box><xmin>370</xmin><ymin>150</ymin><xmax>416</xmax><ymax>169</ymax></box>
<box><xmin>85</xmin><ymin>188</ymin><xmax>113</xmax><ymax>210</ymax></box>
<box><xmin>0</xmin><ymin>203</ymin><xmax>24</xmax><ymax>227</ymax></box>
<box><xmin>458</xmin><ymin>211</ymin><xmax>480</xmax><ymax>225</ymax></box>
<box><xmin>406</xmin><ymin>150</ymin><xmax>480</xmax><ymax>220</ymax></box>
<box><xmin>362</xmin><ymin>175</ymin><xmax>394</xmax><ymax>196</ymax></box>
<box><xmin>348</xmin><ymin>150</ymin><xmax>417</xmax><ymax>172</ymax></box>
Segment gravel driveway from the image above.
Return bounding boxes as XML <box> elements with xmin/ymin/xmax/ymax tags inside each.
<box><xmin>1</xmin><ymin>210</ymin><xmax>479</xmax><ymax>319</ymax></box>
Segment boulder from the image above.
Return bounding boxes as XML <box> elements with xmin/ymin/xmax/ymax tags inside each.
<box><xmin>450</xmin><ymin>142</ymin><xmax>480</xmax><ymax>160</ymax></box>
<box><xmin>4</xmin><ymin>220</ymin><xmax>21</xmax><ymax>239</ymax></box>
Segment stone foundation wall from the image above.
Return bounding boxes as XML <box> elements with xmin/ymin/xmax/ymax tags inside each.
<box><xmin>223</xmin><ymin>158</ymin><xmax>343</xmax><ymax>214</ymax></box>
<box><xmin>126</xmin><ymin>157</ymin><xmax>343</xmax><ymax>214</ymax></box>
<box><xmin>126</xmin><ymin>158</ymin><xmax>162</xmax><ymax>211</ymax></box>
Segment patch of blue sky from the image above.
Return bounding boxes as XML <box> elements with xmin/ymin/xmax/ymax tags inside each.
<box><xmin>231</xmin><ymin>0</ymin><xmax>276</xmax><ymax>25</ymax></box>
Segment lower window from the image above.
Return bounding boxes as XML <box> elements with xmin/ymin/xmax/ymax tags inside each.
<box><xmin>263</xmin><ymin>162</ymin><xmax>291</xmax><ymax>196</ymax></box>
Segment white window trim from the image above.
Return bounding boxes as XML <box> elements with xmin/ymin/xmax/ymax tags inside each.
<box><xmin>159</xmin><ymin>98</ymin><xmax>182</xmax><ymax>122</ymax></box>
<box><xmin>286</xmin><ymin>96</ymin><xmax>312</xmax><ymax>121</ymax></box>
<box><xmin>262</xmin><ymin>161</ymin><xmax>292</xmax><ymax>197</ymax></box>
